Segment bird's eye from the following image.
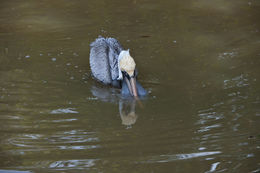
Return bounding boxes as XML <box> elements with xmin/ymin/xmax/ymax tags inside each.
<box><xmin>122</xmin><ymin>71</ymin><xmax>130</xmax><ymax>79</ymax></box>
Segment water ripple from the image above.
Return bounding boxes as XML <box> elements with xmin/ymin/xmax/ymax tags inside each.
<box><xmin>49</xmin><ymin>159</ymin><xmax>98</xmax><ymax>169</ymax></box>
<box><xmin>198</xmin><ymin>124</ymin><xmax>222</xmax><ymax>133</ymax></box>
<box><xmin>223</xmin><ymin>74</ymin><xmax>249</xmax><ymax>89</ymax></box>
<box><xmin>206</xmin><ymin>162</ymin><xmax>220</xmax><ymax>173</ymax></box>
<box><xmin>50</xmin><ymin>108</ymin><xmax>78</xmax><ymax>114</ymax></box>
<box><xmin>0</xmin><ymin>170</ymin><xmax>32</xmax><ymax>173</ymax></box>
<box><xmin>145</xmin><ymin>151</ymin><xmax>221</xmax><ymax>163</ymax></box>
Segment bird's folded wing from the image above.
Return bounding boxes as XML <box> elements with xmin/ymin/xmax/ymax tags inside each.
<box><xmin>90</xmin><ymin>38</ymin><xmax>112</xmax><ymax>84</ymax></box>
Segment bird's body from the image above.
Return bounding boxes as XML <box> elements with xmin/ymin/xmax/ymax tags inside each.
<box><xmin>90</xmin><ymin>37</ymin><xmax>122</xmax><ymax>88</ymax></box>
<box><xmin>89</xmin><ymin>37</ymin><xmax>147</xmax><ymax>97</ymax></box>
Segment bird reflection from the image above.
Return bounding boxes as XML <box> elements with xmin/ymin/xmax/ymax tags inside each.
<box><xmin>91</xmin><ymin>84</ymin><xmax>138</xmax><ymax>126</ymax></box>
<box><xmin>119</xmin><ymin>99</ymin><xmax>137</xmax><ymax>126</ymax></box>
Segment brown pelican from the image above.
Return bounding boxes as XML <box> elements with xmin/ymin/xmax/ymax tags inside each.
<box><xmin>89</xmin><ymin>37</ymin><xmax>147</xmax><ymax>98</ymax></box>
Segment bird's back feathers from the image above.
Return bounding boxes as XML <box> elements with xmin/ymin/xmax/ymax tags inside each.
<box><xmin>89</xmin><ymin>37</ymin><xmax>123</xmax><ymax>87</ymax></box>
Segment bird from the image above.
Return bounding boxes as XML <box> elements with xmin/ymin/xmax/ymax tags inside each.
<box><xmin>89</xmin><ymin>36</ymin><xmax>147</xmax><ymax>98</ymax></box>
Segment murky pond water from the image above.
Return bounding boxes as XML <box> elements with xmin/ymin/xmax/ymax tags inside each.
<box><xmin>0</xmin><ymin>0</ymin><xmax>260</xmax><ymax>172</ymax></box>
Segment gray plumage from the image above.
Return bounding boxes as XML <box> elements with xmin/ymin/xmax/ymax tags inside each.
<box><xmin>90</xmin><ymin>37</ymin><xmax>123</xmax><ymax>87</ymax></box>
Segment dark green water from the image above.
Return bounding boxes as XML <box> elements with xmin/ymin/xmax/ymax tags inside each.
<box><xmin>0</xmin><ymin>0</ymin><xmax>259</xmax><ymax>172</ymax></box>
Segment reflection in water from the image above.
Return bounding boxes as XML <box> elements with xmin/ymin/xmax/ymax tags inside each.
<box><xmin>90</xmin><ymin>85</ymin><xmax>119</xmax><ymax>103</ymax></box>
<box><xmin>119</xmin><ymin>99</ymin><xmax>137</xmax><ymax>126</ymax></box>
<box><xmin>91</xmin><ymin>84</ymin><xmax>139</xmax><ymax>126</ymax></box>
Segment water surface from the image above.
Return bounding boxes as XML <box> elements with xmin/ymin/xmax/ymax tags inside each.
<box><xmin>0</xmin><ymin>0</ymin><xmax>259</xmax><ymax>172</ymax></box>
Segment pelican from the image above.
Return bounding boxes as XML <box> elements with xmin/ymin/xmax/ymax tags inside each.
<box><xmin>89</xmin><ymin>37</ymin><xmax>147</xmax><ymax>98</ymax></box>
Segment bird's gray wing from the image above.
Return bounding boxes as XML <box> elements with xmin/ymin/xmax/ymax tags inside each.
<box><xmin>89</xmin><ymin>37</ymin><xmax>112</xmax><ymax>84</ymax></box>
<box><xmin>106</xmin><ymin>38</ymin><xmax>123</xmax><ymax>81</ymax></box>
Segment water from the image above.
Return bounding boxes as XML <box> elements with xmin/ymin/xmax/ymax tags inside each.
<box><xmin>0</xmin><ymin>0</ymin><xmax>259</xmax><ymax>172</ymax></box>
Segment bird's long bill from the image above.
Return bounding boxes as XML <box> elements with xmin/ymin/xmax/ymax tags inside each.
<box><xmin>130</xmin><ymin>77</ymin><xmax>138</xmax><ymax>97</ymax></box>
<box><xmin>124</xmin><ymin>77</ymin><xmax>138</xmax><ymax>98</ymax></box>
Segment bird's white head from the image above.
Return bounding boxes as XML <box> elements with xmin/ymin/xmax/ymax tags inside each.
<box><xmin>117</xmin><ymin>50</ymin><xmax>136</xmax><ymax>80</ymax></box>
